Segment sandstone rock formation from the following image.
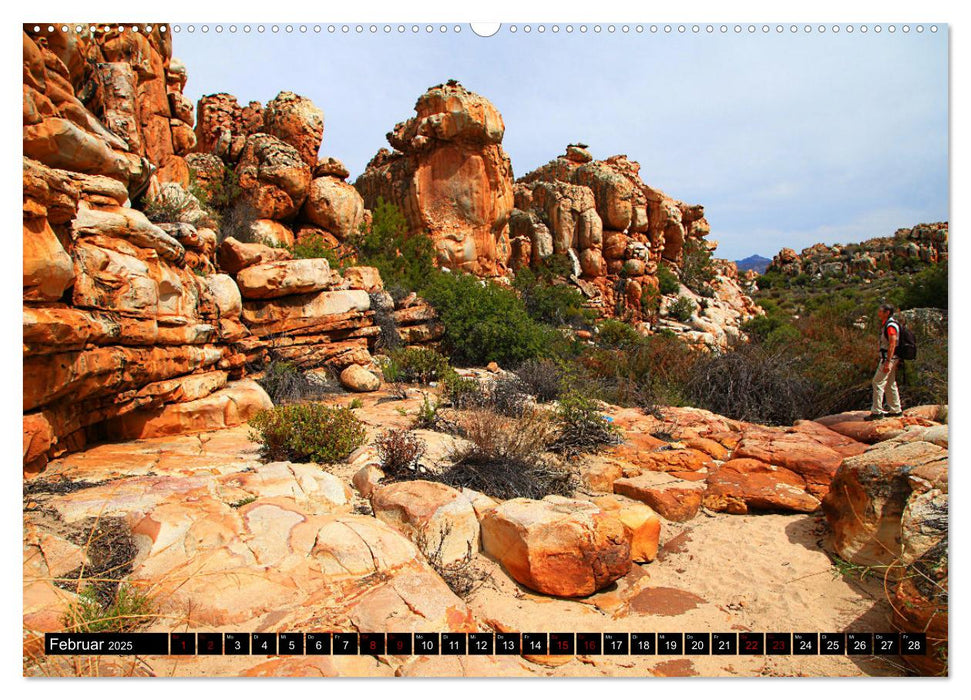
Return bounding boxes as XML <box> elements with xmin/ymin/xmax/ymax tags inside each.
<box><xmin>21</xmin><ymin>28</ymin><xmax>440</xmax><ymax>472</ymax></box>
<box><xmin>822</xmin><ymin>434</ymin><xmax>947</xmax><ymax>569</ymax></box>
<box><xmin>512</xmin><ymin>147</ymin><xmax>760</xmax><ymax>348</ymax></box>
<box><xmin>355</xmin><ymin>81</ymin><xmax>515</xmax><ymax>276</ymax></box>
<box><xmin>766</xmin><ymin>222</ymin><xmax>948</xmax><ymax>278</ymax></box>
<box><xmin>22</xmin><ymin>154</ymin><xmax>259</xmax><ymax>472</ymax></box>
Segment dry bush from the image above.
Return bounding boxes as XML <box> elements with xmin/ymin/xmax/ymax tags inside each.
<box><xmin>439</xmin><ymin>409</ymin><xmax>576</xmax><ymax>499</ymax></box>
<box><xmin>375</xmin><ymin>428</ymin><xmax>427</xmax><ymax>477</ymax></box>
<box><xmin>256</xmin><ymin>360</ymin><xmax>341</xmax><ymax>404</ymax></box>
<box><xmin>684</xmin><ymin>343</ymin><xmax>814</xmax><ymax>426</ymax></box>
<box><xmin>485</xmin><ymin>374</ymin><xmax>532</xmax><ymax>417</ymax></box>
<box><xmin>514</xmin><ymin>358</ymin><xmax>565</xmax><ymax>403</ymax></box>
<box><xmin>416</xmin><ymin>523</ymin><xmax>491</xmax><ymax>599</ymax></box>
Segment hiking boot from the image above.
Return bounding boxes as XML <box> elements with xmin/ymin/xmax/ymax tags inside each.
<box><xmin>886</xmin><ymin>411</ymin><xmax>904</xmax><ymax>418</ymax></box>
<box><xmin>863</xmin><ymin>413</ymin><xmax>885</xmax><ymax>421</ymax></box>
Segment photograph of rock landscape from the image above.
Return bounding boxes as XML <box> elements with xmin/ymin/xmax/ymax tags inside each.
<box><xmin>21</xmin><ymin>20</ymin><xmax>948</xmax><ymax>679</ymax></box>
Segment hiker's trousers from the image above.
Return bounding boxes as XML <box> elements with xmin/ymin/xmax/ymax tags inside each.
<box><xmin>871</xmin><ymin>357</ymin><xmax>902</xmax><ymax>415</ymax></box>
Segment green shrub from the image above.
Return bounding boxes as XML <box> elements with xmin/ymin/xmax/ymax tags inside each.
<box><xmin>421</xmin><ymin>272</ymin><xmax>558</xmax><ymax>366</ymax></box>
<box><xmin>441</xmin><ymin>370</ymin><xmax>484</xmax><ymax>409</ymax></box>
<box><xmin>897</xmin><ymin>262</ymin><xmax>948</xmax><ymax>310</ymax></box>
<box><xmin>669</xmin><ymin>295</ymin><xmax>696</xmax><ymax>322</ymax></box>
<box><xmin>597</xmin><ymin>318</ymin><xmax>643</xmax><ymax>349</ymax></box>
<box><xmin>550</xmin><ymin>391</ymin><xmax>621</xmax><ymax>455</ymax></box>
<box><xmin>249</xmin><ymin>403</ymin><xmax>366</xmax><ymax>464</ymax></box>
<box><xmin>385</xmin><ymin>347</ymin><xmax>451</xmax><ymax>384</ymax></box>
<box><xmin>350</xmin><ymin>197</ymin><xmax>436</xmax><ymax>293</ymax></box>
<box><xmin>640</xmin><ymin>282</ymin><xmax>662</xmax><ymax>317</ymax></box>
<box><xmin>657</xmin><ymin>263</ymin><xmax>680</xmax><ymax>295</ymax></box>
<box><xmin>290</xmin><ymin>233</ymin><xmax>341</xmax><ymax>269</ymax></box>
<box><xmin>513</xmin><ymin>266</ymin><xmax>592</xmax><ymax>327</ymax></box>
<box><xmin>680</xmin><ymin>238</ymin><xmax>715</xmax><ymax>293</ymax></box>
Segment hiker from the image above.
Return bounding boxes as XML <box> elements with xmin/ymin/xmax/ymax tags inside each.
<box><xmin>867</xmin><ymin>303</ymin><xmax>903</xmax><ymax>420</ymax></box>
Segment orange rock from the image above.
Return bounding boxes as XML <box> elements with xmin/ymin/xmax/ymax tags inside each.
<box><xmin>356</xmin><ymin>81</ymin><xmax>514</xmax><ymax>275</ymax></box>
<box><xmin>613</xmin><ymin>474</ymin><xmax>705</xmax><ymax>522</ymax></box>
<box><xmin>371</xmin><ymin>480</ymin><xmax>480</xmax><ymax>565</ymax></box>
<box><xmin>23</xmin><ymin>217</ymin><xmax>74</xmax><ymax>301</ymax></box>
<box><xmin>217</xmin><ymin>236</ymin><xmax>292</xmax><ymax>274</ymax></box>
<box><xmin>822</xmin><ymin>439</ymin><xmax>947</xmax><ymax>567</ymax></box>
<box><xmin>235</xmin><ymin>258</ymin><xmax>333</xmax><ymax>300</ymax></box>
<box><xmin>613</xmin><ymin>445</ymin><xmax>713</xmax><ymax>474</ymax></box>
<box><xmin>703</xmin><ymin>458</ymin><xmax>820</xmax><ymax>514</ymax></box>
<box><xmin>683</xmin><ymin>435</ymin><xmax>731</xmax><ymax>460</ymax></box>
<box><xmin>235</xmin><ymin>133</ymin><xmax>311</xmax><ymax>220</ymax></box>
<box><xmin>592</xmin><ymin>496</ymin><xmax>661</xmax><ymax>562</ymax></box>
<box><xmin>102</xmin><ymin>379</ymin><xmax>272</xmax><ymax>439</ymax></box>
<box><xmin>814</xmin><ymin>410</ymin><xmax>937</xmax><ymax>445</ymax></box>
<box><xmin>263</xmin><ymin>91</ymin><xmax>324</xmax><ymax>167</ymax></box>
<box><xmin>302</xmin><ymin>176</ymin><xmax>365</xmax><ymax>239</ymax></box>
<box><xmin>480</xmin><ymin>495</ymin><xmax>631</xmax><ymax>597</ymax></box>
<box><xmin>732</xmin><ymin>430</ymin><xmax>844</xmax><ymax>496</ymax></box>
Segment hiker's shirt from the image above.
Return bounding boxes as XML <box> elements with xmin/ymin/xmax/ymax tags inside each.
<box><xmin>880</xmin><ymin>318</ymin><xmax>899</xmax><ymax>362</ymax></box>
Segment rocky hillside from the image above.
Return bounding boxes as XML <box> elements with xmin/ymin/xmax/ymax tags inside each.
<box><xmin>357</xmin><ymin>83</ymin><xmax>761</xmax><ymax>347</ymax></box>
<box><xmin>766</xmin><ymin>223</ymin><xmax>948</xmax><ymax>280</ymax></box>
<box><xmin>22</xmin><ymin>24</ymin><xmax>764</xmax><ymax>471</ymax></box>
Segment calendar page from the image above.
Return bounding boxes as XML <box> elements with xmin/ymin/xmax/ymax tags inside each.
<box><xmin>21</xmin><ymin>15</ymin><xmax>948</xmax><ymax>681</ymax></box>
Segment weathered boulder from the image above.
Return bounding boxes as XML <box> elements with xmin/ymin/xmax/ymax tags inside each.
<box><xmin>217</xmin><ymin>235</ymin><xmax>292</xmax><ymax>274</ymax></box>
<box><xmin>732</xmin><ymin>430</ymin><xmax>846</xmax><ymax>498</ymax></box>
<box><xmin>263</xmin><ymin>91</ymin><xmax>324</xmax><ymax>167</ymax></box>
<box><xmin>339</xmin><ymin>364</ymin><xmax>381</xmax><ymax>393</ymax></box>
<box><xmin>822</xmin><ymin>439</ymin><xmax>947</xmax><ymax>568</ymax></box>
<box><xmin>235</xmin><ymin>258</ymin><xmax>333</xmax><ymax>300</ymax></box>
<box><xmin>235</xmin><ymin>133</ymin><xmax>311</xmax><ymax>220</ymax></box>
<box><xmin>613</xmin><ymin>474</ymin><xmax>705</xmax><ymax>522</ymax></box>
<box><xmin>703</xmin><ymin>459</ymin><xmax>821</xmax><ymax>514</ymax></box>
<box><xmin>194</xmin><ymin>93</ymin><xmax>263</xmax><ymax>161</ymax></box>
<box><xmin>371</xmin><ymin>480</ymin><xmax>480</xmax><ymax>565</ymax></box>
<box><xmin>592</xmin><ymin>496</ymin><xmax>661</xmax><ymax>563</ymax></box>
<box><xmin>480</xmin><ymin>495</ymin><xmax>632</xmax><ymax>597</ymax></box>
<box><xmin>302</xmin><ymin>176</ymin><xmax>366</xmax><ymax>239</ymax></box>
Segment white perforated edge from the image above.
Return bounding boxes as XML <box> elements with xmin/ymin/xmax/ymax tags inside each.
<box><xmin>25</xmin><ymin>23</ymin><xmax>941</xmax><ymax>36</ymax></box>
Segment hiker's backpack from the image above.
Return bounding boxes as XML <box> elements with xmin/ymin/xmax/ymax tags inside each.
<box><xmin>887</xmin><ymin>318</ymin><xmax>918</xmax><ymax>360</ymax></box>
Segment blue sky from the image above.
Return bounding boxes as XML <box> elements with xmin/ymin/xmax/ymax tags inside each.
<box><xmin>176</xmin><ymin>25</ymin><xmax>948</xmax><ymax>261</ymax></box>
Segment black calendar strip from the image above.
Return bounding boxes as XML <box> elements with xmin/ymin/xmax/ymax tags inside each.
<box><xmin>44</xmin><ymin>632</ymin><xmax>927</xmax><ymax>657</ymax></box>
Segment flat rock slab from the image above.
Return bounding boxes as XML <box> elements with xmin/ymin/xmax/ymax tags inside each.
<box><xmin>613</xmin><ymin>473</ymin><xmax>706</xmax><ymax>522</ymax></box>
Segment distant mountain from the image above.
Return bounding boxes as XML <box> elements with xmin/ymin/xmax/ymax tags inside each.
<box><xmin>735</xmin><ymin>255</ymin><xmax>772</xmax><ymax>274</ymax></box>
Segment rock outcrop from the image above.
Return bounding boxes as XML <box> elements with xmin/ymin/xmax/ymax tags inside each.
<box><xmin>766</xmin><ymin>222</ymin><xmax>948</xmax><ymax>278</ymax></box>
<box><xmin>512</xmin><ymin>147</ymin><xmax>760</xmax><ymax>348</ymax></box>
<box><xmin>21</xmin><ymin>26</ymin><xmax>440</xmax><ymax>473</ymax></box>
<box><xmin>355</xmin><ymin>81</ymin><xmax>515</xmax><ymax>276</ymax></box>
